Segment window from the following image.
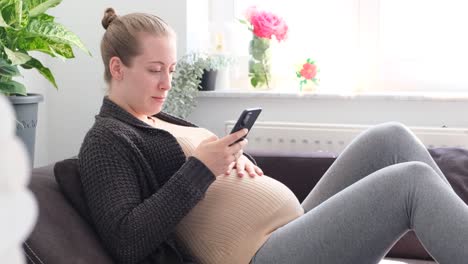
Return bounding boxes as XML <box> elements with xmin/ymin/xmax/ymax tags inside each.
<box><xmin>207</xmin><ymin>0</ymin><xmax>468</xmax><ymax>94</ymax></box>
<box><xmin>376</xmin><ymin>0</ymin><xmax>468</xmax><ymax>93</ymax></box>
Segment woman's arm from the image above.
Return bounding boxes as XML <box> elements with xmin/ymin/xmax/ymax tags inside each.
<box><xmin>79</xmin><ymin>132</ymin><xmax>215</xmax><ymax>263</ymax></box>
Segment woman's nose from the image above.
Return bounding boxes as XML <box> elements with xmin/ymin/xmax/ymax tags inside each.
<box><xmin>159</xmin><ymin>72</ymin><xmax>172</xmax><ymax>90</ymax></box>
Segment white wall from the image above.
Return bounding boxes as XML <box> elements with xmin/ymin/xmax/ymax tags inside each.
<box><xmin>32</xmin><ymin>0</ymin><xmax>192</xmax><ymax>167</ymax></box>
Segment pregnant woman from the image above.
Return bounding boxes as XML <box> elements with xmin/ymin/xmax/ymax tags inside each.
<box><xmin>77</xmin><ymin>8</ymin><xmax>468</xmax><ymax>264</ymax></box>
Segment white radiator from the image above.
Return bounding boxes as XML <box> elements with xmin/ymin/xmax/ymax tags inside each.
<box><xmin>225</xmin><ymin>121</ymin><xmax>468</xmax><ymax>155</ymax></box>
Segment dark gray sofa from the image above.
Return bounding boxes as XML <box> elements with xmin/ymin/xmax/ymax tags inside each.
<box><xmin>23</xmin><ymin>147</ymin><xmax>468</xmax><ymax>263</ymax></box>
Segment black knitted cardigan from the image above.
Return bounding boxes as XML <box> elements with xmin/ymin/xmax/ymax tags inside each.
<box><xmin>79</xmin><ymin>97</ymin><xmax>216</xmax><ymax>264</ymax></box>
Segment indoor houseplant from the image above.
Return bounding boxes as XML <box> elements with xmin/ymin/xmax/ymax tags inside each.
<box><xmin>296</xmin><ymin>58</ymin><xmax>320</xmax><ymax>92</ymax></box>
<box><xmin>0</xmin><ymin>0</ymin><xmax>90</xmax><ymax>166</ymax></box>
<box><xmin>199</xmin><ymin>53</ymin><xmax>233</xmax><ymax>91</ymax></box>
<box><xmin>163</xmin><ymin>52</ymin><xmax>232</xmax><ymax>118</ymax></box>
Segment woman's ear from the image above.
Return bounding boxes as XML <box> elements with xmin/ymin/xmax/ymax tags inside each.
<box><xmin>109</xmin><ymin>57</ymin><xmax>124</xmax><ymax>81</ymax></box>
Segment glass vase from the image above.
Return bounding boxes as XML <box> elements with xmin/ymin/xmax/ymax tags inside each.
<box><xmin>248</xmin><ymin>35</ymin><xmax>271</xmax><ymax>89</ymax></box>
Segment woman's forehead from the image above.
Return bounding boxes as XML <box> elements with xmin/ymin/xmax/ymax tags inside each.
<box><xmin>137</xmin><ymin>34</ymin><xmax>177</xmax><ymax>63</ymax></box>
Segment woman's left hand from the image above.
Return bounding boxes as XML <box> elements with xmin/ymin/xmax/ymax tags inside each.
<box><xmin>225</xmin><ymin>155</ymin><xmax>264</xmax><ymax>178</ymax></box>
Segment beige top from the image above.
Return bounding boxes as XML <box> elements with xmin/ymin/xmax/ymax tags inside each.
<box><xmin>151</xmin><ymin>117</ymin><xmax>304</xmax><ymax>264</ymax></box>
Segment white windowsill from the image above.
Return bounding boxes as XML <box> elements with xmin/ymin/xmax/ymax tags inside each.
<box><xmin>197</xmin><ymin>90</ymin><xmax>468</xmax><ymax>102</ymax></box>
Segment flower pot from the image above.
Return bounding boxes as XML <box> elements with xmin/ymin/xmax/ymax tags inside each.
<box><xmin>8</xmin><ymin>93</ymin><xmax>44</xmax><ymax>167</ymax></box>
<box><xmin>200</xmin><ymin>69</ymin><xmax>218</xmax><ymax>91</ymax></box>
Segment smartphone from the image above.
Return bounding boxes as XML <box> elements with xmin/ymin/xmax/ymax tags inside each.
<box><xmin>229</xmin><ymin>107</ymin><xmax>262</xmax><ymax>146</ymax></box>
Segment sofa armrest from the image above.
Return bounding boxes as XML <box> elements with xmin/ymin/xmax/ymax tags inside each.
<box><xmin>25</xmin><ymin>165</ymin><xmax>114</xmax><ymax>264</ymax></box>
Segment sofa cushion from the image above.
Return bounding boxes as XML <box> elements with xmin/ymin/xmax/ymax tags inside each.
<box><xmin>54</xmin><ymin>158</ymin><xmax>92</xmax><ymax>223</ymax></box>
<box><xmin>429</xmin><ymin>147</ymin><xmax>468</xmax><ymax>204</ymax></box>
<box><xmin>25</xmin><ymin>164</ymin><xmax>114</xmax><ymax>264</ymax></box>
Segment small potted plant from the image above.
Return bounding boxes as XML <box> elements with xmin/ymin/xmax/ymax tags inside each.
<box><xmin>163</xmin><ymin>52</ymin><xmax>233</xmax><ymax>118</ymax></box>
<box><xmin>296</xmin><ymin>58</ymin><xmax>320</xmax><ymax>92</ymax></box>
<box><xmin>199</xmin><ymin>53</ymin><xmax>233</xmax><ymax>91</ymax></box>
<box><xmin>0</xmin><ymin>0</ymin><xmax>91</xmax><ymax>165</ymax></box>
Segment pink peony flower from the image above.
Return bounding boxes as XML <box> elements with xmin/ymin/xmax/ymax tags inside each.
<box><xmin>249</xmin><ymin>9</ymin><xmax>288</xmax><ymax>41</ymax></box>
<box><xmin>245</xmin><ymin>6</ymin><xmax>258</xmax><ymax>22</ymax></box>
<box><xmin>300</xmin><ymin>63</ymin><xmax>318</xmax><ymax>80</ymax></box>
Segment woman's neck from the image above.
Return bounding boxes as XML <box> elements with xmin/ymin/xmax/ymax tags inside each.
<box><xmin>107</xmin><ymin>94</ymin><xmax>150</xmax><ymax>124</ymax></box>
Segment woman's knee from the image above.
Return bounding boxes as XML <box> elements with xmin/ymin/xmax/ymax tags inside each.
<box><xmin>396</xmin><ymin>161</ymin><xmax>440</xmax><ymax>183</ymax></box>
<box><xmin>374</xmin><ymin>162</ymin><xmax>441</xmax><ymax>202</ymax></box>
<box><xmin>373</xmin><ymin>122</ymin><xmax>412</xmax><ymax>137</ymax></box>
<box><xmin>363</xmin><ymin>122</ymin><xmax>416</xmax><ymax>146</ymax></box>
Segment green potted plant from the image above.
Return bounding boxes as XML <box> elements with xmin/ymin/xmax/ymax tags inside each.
<box><xmin>0</xmin><ymin>0</ymin><xmax>90</xmax><ymax>166</ymax></box>
<box><xmin>199</xmin><ymin>53</ymin><xmax>233</xmax><ymax>91</ymax></box>
<box><xmin>163</xmin><ymin>52</ymin><xmax>233</xmax><ymax>118</ymax></box>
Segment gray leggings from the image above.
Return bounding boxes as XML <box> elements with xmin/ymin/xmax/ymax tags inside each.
<box><xmin>251</xmin><ymin>122</ymin><xmax>468</xmax><ymax>264</ymax></box>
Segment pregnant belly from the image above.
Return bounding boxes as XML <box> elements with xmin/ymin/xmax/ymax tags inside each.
<box><xmin>175</xmin><ymin>173</ymin><xmax>304</xmax><ymax>264</ymax></box>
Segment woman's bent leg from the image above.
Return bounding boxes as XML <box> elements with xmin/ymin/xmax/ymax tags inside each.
<box><xmin>252</xmin><ymin>162</ymin><xmax>468</xmax><ymax>264</ymax></box>
<box><xmin>302</xmin><ymin>122</ymin><xmax>449</xmax><ymax>212</ymax></box>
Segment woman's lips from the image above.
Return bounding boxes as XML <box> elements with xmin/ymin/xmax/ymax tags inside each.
<box><xmin>152</xmin><ymin>96</ymin><xmax>165</xmax><ymax>102</ymax></box>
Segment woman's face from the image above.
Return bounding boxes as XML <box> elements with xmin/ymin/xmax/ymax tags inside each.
<box><xmin>111</xmin><ymin>33</ymin><xmax>177</xmax><ymax>120</ymax></box>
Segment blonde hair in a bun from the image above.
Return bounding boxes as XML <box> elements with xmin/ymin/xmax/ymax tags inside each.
<box><xmin>102</xmin><ymin>7</ymin><xmax>117</xmax><ymax>30</ymax></box>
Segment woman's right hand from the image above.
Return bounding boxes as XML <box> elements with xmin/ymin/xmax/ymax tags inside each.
<box><xmin>192</xmin><ymin>129</ymin><xmax>249</xmax><ymax>176</ymax></box>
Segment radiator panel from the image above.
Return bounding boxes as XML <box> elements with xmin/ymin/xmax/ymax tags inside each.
<box><xmin>225</xmin><ymin>121</ymin><xmax>468</xmax><ymax>155</ymax></box>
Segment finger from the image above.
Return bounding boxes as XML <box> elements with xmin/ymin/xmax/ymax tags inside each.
<box><xmin>225</xmin><ymin>162</ymin><xmax>235</xmax><ymax>175</ymax></box>
<box><xmin>236</xmin><ymin>158</ymin><xmax>246</xmax><ymax>177</ymax></box>
<box><xmin>237</xmin><ymin>149</ymin><xmax>244</xmax><ymax>159</ymax></box>
<box><xmin>229</xmin><ymin>139</ymin><xmax>248</xmax><ymax>155</ymax></box>
<box><xmin>245</xmin><ymin>164</ymin><xmax>257</xmax><ymax>178</ymax></box>
<box><xmin>254</xmin><ymin>166</ymin><xmax>264</xmax><ymax>176</ymax></box>
<box><xmin>221</xmin><ymin>128</ymin><xmax>248</xmax><ymax>146</ymax></box>
<box><xmin>239</xmin><ymin>138</ymin><xmax>248</xmax><ymax>148</ymax></box>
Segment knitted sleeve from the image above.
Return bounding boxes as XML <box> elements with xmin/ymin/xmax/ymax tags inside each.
<box><xmin>79</xmin><ymin>130</ymin><xmax>215</xmax><ymax>263</ymax></box>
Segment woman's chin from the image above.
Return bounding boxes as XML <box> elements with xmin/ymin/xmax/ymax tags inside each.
<box><xmin>150</xmin><ymin>105</ymin><xmax>163</xmax><ymax>115</ymax></box>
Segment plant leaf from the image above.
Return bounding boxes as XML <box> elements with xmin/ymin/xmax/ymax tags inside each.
<box><xmin>35</xmin><ymin>13</ymin><xmax>54</xmax><ymax>22</ymax></box>
<box><xmin>1</xmin><ymin>0</ymin><xmax>18</xmax><ymax>27</ymax></box>
<box><xmin>0</xmin><ymin>10</ymin><xmax>10</xmax><ymax>27</ymax></box>
<box><xmin>26</xmin><ymin>0</ymin><xmax>61</xmax><ymax>17</ymax></box>
<box><xmin>4</xmin><ymin>46</ymin><xmax>31</xmax><ymax>65</ymax></box>
<box><xmin>21</xmin><ymin>55</ymin><xmax>57</xmax><ymax>88</ymax></box>
<box><xmin>24</xmin><ymin>19</ymin><xmax>91</xmax><ymax>55</ymax></box>
<box><xmin>0</xmin><ymin>58</ymin><xmax>20</xmax><ymax>77</ymax></box>
<box><xmin>15</xmin><ymin>0</ymin><xmax>22</xmax><ymax>26</ymax></box>
<box><xmin>0</xmin><ymin>0</ymin><xmax>23</xmax><ymax>28</ymax></box>
<box><xmin>0</xmin><ymin>78</ymin><xmax>27</xmax><ymax>95</ymax></box>
<box><xmin>49</xmin><ymin>41</ymin><xmax>73</xmax><ymax>58</ymax></box>
<box><xmin>238</xmin><ymin>19</ymin><xmax>248</xmax><ymax>25</ymax></box>
<box><xmin>250</xmin><ymin>77</ymin><xmax>258</xmax><ymax>87</ymax></box>
<box><xmin>18</xmin><ymin>36</ymin><xmax>74</xmax><ymax>58</ymax></box>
